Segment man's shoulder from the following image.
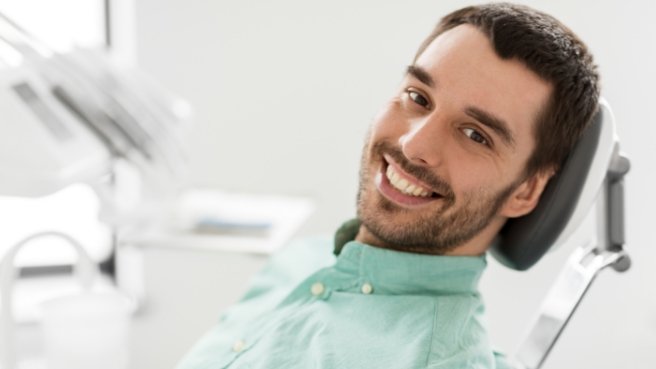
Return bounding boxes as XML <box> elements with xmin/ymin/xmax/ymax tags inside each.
<box><xmin>237</xmin><ymin>235</ymin><xmax>335</xmax><ymax>303</ymax></box>
<box><xmin>272</xmin><ymin>235</ymin><xmax>336</xmax><ymax>269</ymax></box>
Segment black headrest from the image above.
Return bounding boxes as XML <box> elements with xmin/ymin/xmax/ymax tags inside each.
<box><xmin>491</xmin><ymin>107</ymin><xmax>605</xmax><ymax>270</ymax></box>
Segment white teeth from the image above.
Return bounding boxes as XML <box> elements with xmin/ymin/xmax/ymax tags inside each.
<box><xmin>385</xmin><ymin>165</ymin><xmax>432</xmax><ymax>197</ymax></box>
<box><xmin>405</xmin><ymin>184</ymin><xmax>418</xmax><ymax>195</ymax></box>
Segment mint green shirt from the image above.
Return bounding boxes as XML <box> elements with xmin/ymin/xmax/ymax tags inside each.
<box><xmin>176</xmin><ymin>237</ymin><xmax>509</xmax><ymax>369</ymax></box>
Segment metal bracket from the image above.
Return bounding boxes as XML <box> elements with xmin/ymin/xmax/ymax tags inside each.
<box><xmin>513</xmin><ymin>152</ymin><xmax>630</xmax><ymax>369</ymax></box>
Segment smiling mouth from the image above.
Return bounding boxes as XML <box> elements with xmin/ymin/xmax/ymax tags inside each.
<box><xmin>385</xmin><ymin>164</ymin><xmax>435</xmax><ymax>197</ymax></box>
<box><xmin>375</xmin><ymin>155</ymin><xmax>443</xmax><ymax>207</ymax></box>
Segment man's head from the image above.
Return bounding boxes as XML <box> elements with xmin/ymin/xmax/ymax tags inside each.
<box><xmin>355</xmin><ymin>3</ymin><xmax>599</xmax><ymax>255</ymax></box>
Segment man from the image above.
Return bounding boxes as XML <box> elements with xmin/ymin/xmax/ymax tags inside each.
<box><xmin>176</xmin><ymin>3</ymin><xmax>599</xmax><ymax>368</ymax></box>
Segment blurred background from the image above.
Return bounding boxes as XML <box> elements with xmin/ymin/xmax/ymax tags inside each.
<box><xmin>137</xmin><ymin>1</ymin><xmax>655</xmax><ymax>366</ymax></box>
<box><xmin>1</xmin><ymin>0</ymin><xmax>654</xmax><ymax>368</ymax></box>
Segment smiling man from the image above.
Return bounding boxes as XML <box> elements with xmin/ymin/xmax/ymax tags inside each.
<box><xmin>356</xmin><ymin>23</ymin><xmax>555</xmax><ymax>257</ymax></box>
<box><xmin>177</xmin><ymin>3</ymin><xmax>599</xmax><ymax>369</ymax></box>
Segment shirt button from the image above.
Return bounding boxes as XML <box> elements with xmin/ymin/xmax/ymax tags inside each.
<box><xmin>361</xmin><ymin>282</ymin><xmax>374</xmax><ymax>295</ymax></box>
<box><xmin>310</xmin><ymin>282</ymin><xmax>325</xmax><ymax>296</ymax></box>
<box><xmin>232</xmin><ymin>339</ymin><xmax>246</xmax><ymax>352</ymax></box>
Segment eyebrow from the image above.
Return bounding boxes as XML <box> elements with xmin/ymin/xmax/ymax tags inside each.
<box><xmin>406</xmin><ymin>65</ymin><xmax>434</xmax><ymax>87</ymax></box>
<box><xmin>464</xmin><ymin>106</ymin><xmax>516</xmax><ymax>149</ymax></box>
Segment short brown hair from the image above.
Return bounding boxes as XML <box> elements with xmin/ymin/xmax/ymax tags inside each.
<box><xmin>415</xmin><ymin>3</ymin><xmax>600</xmax><ymax>176</ymax></box>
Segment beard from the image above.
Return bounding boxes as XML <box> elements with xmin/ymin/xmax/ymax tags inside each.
<box><xmin>356</xmin><ymin>139</ymin><xmax>519</xmax><ymax>255</ymax></box>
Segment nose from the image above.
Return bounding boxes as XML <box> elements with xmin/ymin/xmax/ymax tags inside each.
<box><xmin>399</xmin><ymin>115</ymin><xmax>447</xmax><ymax>167</ymax></box>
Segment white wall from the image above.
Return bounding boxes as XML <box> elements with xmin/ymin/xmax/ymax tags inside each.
<box><xmin>134</xmin><ymin>0</ymin><xmax>656</xmax><ymax>367</ymax></box>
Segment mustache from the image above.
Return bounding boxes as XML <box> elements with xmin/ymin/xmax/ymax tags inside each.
<box><xmin>373</xmin><ymin>141</ymin><xmax>455</xmax><ymax>200</ymax></box>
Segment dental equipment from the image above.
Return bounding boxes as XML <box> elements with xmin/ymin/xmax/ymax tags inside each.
<box><xmin>0</xmin><ymin>10</ymin><xmax>191</xmax><ymax>207</ymax></box>
<box><xmin>492</xmin><ymin>99</ymin><xmax>630</xmax><ymax>368</ymax></box>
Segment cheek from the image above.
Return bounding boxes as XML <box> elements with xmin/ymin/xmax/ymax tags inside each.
<box><xmin>370</xmin><ymin>99</ymin><xmax>406</xmax><ymax>137</ymax></box>
<box><xmin>448</xmin><ymin>161</ymin><xmax>497</xmax><ymax>195</ymax></box>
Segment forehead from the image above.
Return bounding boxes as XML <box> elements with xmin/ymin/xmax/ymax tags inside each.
<box><xmin>415</xmin><ymin>25</ymin><xmax>552</xmax><ymax>147</ymax></box>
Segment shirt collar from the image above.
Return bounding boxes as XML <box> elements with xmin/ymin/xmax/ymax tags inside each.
<box><xmin>334</xmin><ymin>241</ymin><xmax>486</xmax><ymax>295</ymax></box>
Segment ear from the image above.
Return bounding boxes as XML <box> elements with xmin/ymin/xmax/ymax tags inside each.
<box><xmin>500</xmin><ymin>168</ymin><xmax>555</xmax><ymax>218</ymax></box>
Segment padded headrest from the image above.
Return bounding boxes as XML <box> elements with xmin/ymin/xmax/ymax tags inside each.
<box><xmin>491</xmin><ymin>101</ymin><xmax>617</xmax><ymax>270</ymax></box>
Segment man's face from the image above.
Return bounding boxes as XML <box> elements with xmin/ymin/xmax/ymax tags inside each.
<box><xmin>356</xmin><ymin>25</ymin><xmax>553</xmax><ymax>255</ymax></box>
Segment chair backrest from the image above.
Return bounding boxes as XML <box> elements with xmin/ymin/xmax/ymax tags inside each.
<box><xmin>491</xmin><ymin>100</ymin><xmax>618</xmax><ymax>270</ymax></box>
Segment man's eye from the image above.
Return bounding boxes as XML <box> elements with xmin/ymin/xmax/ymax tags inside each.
<box><xmin>462</xmin><ymin>127</ymin><xmax>489</xmax><ymax>146</ymax></box>
<box><xmin>407</xmin><ymin>90</ymin><xmax>430</xmax><ymax>108</ymax></box>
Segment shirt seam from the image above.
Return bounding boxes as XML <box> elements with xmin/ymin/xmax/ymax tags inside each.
<box><xmin>455</xmin><ymin>296</ymin><xmax>477</xmax><ymax>351</ymax></box>
<box><xmin>357</xmin><ymin>245</ymin><xmax>365</xmax><ymax>277</ymax></box>
<box><xmin>424</xmin><ymin>300</ymin><xmax>439</xmax><ymax>368</ymax></box>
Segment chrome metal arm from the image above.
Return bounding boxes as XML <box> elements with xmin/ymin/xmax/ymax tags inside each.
<box><xmin>513</xmin><ymin>151</ymin><xmax>630</xmax><ymax>369</ymax></box>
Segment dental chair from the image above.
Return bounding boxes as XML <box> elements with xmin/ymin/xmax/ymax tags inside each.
<box><xmin>492</xmin><ymin>99</ymin><xmax>630</xmax><ymax>369</ymax></box>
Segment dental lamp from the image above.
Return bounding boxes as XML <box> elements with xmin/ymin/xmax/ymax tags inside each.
<box><xmin>0</xmin><ymin>10</ymin><xmax>191</xmax><ymax>223</ymax></box>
